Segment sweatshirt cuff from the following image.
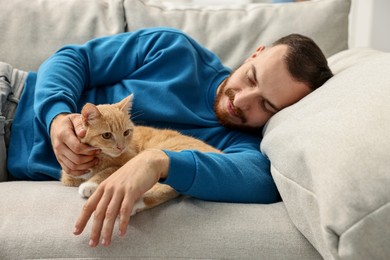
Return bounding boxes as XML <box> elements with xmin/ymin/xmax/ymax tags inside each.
<box><xmin>43</xmin><ymin>102</ymin><xmax>73</xmax><ymax>134</ymax></box>
<box><xmin>160</xmin><ymin>150</ymin><xmax>197</xmax><ymax>193</ymax></box>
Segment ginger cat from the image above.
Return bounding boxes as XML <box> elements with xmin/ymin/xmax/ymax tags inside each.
<box><xmin>61</xmin><ymin>94</ymin><xmax>220</xmax><ymax>215</ymax></box>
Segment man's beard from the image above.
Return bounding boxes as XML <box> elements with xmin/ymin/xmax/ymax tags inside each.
<box><xmin>214</xmin><ymin>74</ymin><xmax>262</xmax><ymax>135</ymax></box>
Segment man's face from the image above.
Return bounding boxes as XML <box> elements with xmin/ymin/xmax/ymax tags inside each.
<box><xmin>214</xmin><ymin>44</ymin><xmax>311</xmax><ymax>132</ymax></box>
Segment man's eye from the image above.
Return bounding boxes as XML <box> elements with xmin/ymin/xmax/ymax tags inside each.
<box><xmin>247</xmin><ymin>75</ymin><xmax>256</xmax><ymax>87</ymax></box>
<box><xmin>261</xmin><ymin>100</ymin><xmax>276</xmax><ymax>114</ymax></box>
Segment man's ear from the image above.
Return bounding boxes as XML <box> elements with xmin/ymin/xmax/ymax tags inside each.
<box><xmin>245</xmin><ymin>45</ymin><xmax>266</xmax><ymax>63</ymax></box>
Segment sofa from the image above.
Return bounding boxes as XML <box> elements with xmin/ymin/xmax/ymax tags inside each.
<box><xmin>1</xmin><ymin>0</ymin><xmax>388</xmax><ymax>259</ymax></box>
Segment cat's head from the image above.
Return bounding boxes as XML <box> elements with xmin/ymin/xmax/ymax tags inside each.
<box><xmin>80</xmin><ymin>95</ymin><xmax>135</xmax><ymax>157</ymax></box>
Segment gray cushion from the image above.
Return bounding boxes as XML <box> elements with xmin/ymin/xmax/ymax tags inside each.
<box><xmin>0</xmin><ymin>181</ymin><xmax>321</xmax><ymax>259</ymax></box>
<box><xmin>0</xmin><ymin>0</ymin><xmax>125</xmax><ymax>71</ymax></box>
<box><xmin>261</xmin><ymin>49</ymin><xmax>390</xmax><ymax>260</ymax></box>
<box><xmin>124</xmin><ymin>0</ymin><xmax>351</xmax><ymax>69</ymax></box>
<box><xmin>0</xmin><ymin>0</ymin><xmax>350</xmax><ymax>72</ymax></box>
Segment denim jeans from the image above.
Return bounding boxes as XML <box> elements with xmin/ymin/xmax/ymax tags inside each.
<box><xmin>0</xmin><ymin>62</ymin><xmax>27</xmax><ymax>181</ymax></box>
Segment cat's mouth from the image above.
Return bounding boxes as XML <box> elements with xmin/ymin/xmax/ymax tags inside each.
<box><xmin>102</xmin><ymin>149</ymin><xmax>126</xmax><ymax>157</ymax></box>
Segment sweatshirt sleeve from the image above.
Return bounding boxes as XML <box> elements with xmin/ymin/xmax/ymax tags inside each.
<box><xmin>34</xmin><ymin>32</ymin><xmax>142</xmax><ymax>134</ymax></box>
<box><xmin>161</xmin><ymin>135</ymin><xmax>279</xmax><ymax>204</ymax></box>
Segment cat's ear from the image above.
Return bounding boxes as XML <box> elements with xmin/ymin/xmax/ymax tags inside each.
<box><xmin>81</xmin><ymin>103</ymin><xmax>101</xmax><ymax>125</ymax></box>
<box><xmin>118</xmin><ymin>94</ymin><xmax>133</xmax><ymax>115</ymax></box>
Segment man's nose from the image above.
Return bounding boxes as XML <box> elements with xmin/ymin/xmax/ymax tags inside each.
<box><xmin>234</xmin><ymin>89</ymin><xmax>257</xmax><ymax>111</ymax></box>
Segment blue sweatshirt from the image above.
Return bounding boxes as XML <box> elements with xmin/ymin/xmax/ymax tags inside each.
<box><xmin>8</xmin><ymin>28</ymin><xmax>279</xmax><ymax>203</ymax></box>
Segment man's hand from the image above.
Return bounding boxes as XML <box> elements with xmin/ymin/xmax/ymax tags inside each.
<box><xmin>50</xmin><ymin>113</ymin><xmax>100</xmax><ymax>176</ymax></box>
<box><xmin>73</xmin><ymin>149</ymin><xmax>170</xmax><ymax>247</ymax></box>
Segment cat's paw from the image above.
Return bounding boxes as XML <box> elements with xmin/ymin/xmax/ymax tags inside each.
<box><xmin>131</xmin><ymin>199</ymin><xmax>146</xmax><ymax>216</ymax></box>
<box><xmin>79</xmin><ymin>182</ymin><xmax>98</xmax><ymax>198</ymax></box>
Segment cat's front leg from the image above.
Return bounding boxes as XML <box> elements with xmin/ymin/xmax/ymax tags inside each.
<box><xmin>131</xmin><ymin>183</ymin><xmax>179</xmax><ymax>215</ymax></box>
<box><xmin>78</xmin><ymin>181</ymin><xmax>98</xmax><ymax>198</ymax></box>
<box><xmin>78</xmin><ymin>166</ymin><xmax>119</xmax><ymax>198</ymax></box>
<box><xmin>61</xmin><ymin>171</ymin><xmax>86</xmax><ymax>187</ymax></box>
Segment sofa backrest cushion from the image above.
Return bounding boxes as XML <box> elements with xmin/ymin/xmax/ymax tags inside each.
<box><xmin>124</xmin><ymin>0</ymin><xmax>351</xmax><ymax>69</ymax></box>
<box><xmin>0</xmin><ymin>0</ymin><xmax>350</xmax><ymax>72</ymax></box>
<box><xmin>0</xmin><ymin>0</ymin><xmax>125</xmax><ymax>71</ymax></box>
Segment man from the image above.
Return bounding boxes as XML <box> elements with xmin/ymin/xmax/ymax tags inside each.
<box><xmin>0</xmin><ymin>27</ymin><xmax>332</xmax><ymax>247</ymax></box>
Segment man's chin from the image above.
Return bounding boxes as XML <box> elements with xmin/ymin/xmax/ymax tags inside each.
<box><xmin>214</xmin><ymin>106</ymin><xmax>262</xmax><ymax>135</ymax></box>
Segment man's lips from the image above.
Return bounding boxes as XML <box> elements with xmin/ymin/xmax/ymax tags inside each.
<box><xmin>227</xmin><ymin>100</ymin><xmax>240</xmax><ymax>119</ymax></box>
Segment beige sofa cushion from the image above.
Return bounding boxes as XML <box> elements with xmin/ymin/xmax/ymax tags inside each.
<box><xmin>0</xmin><ymin>0</ymin><xmax>125</xmax><ymax>71</ymax></box>
<box><xmin>0</xmin><ymin>181</ymin><xmax>321</xmax><ymax>259</ymax></box>
<box><xmin>261</xmin><ymin>49</ymin><xmax>390</xmax><ymax>260</ymax></box>
<box><xmin>124</xmin><ymin>0</ymin><xmax>351</xmax><ymax>69</ymax></box>
<box><xmin>0</xmin><ymin>0</ymin><xmax>350</xmax><ymax>72</ymax></box>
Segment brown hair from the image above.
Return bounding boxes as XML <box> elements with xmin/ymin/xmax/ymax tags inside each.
<box><xmin>272</xmin><ymin>34</ymin><xmax>333</xmax><ymax>90</ymax></box>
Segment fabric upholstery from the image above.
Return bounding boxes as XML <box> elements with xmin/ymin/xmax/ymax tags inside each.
<box><xmin>0</xmin><ymin>0</ymin><xmax>350</xmax><ymax>72</ymax></box>
<box><xmin>124</xmin><ymin>0</ymin><xmax>350</xmax><ymax>69</ymax></box>
<box><xmin>0</xmin><ymin>181</ymin><xmax>321</xmax><ymax>259</ymax></box>
<box><xmin>261</xmin><ymin>49</ymin><xmax>390</xmax><ymax>260</ymax></box>
<box><xmin>0</xmin><ymin>0</ymin><xmax>125</xmax><ymax>71</ymax></box>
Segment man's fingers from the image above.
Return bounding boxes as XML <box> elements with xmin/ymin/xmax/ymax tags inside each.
<box><xmin>65</xmin><ymin>133</ymin><xmax>99</xmax><ymax>157</ymax></box>
<box><xmin>58</xmin><ymin>151</ymin><xmax>98</xmax><ymax>176</ymax></box>
<box><xmin>52</xmin><ymin>114</ymin><xmax>98</xmax><ymax>157</ymax></box>
<box><xmin>118</xmin><ymin>193</ymin><xmax>134</xmax><ymax>237</ymax></box>
<box><xmin>69</xmin><ymin>114</ymin><xmax>86</xmax><ymax>138</ymax></box>
<box><xmin>101</xmin><ymin>193</ymin><xmax>124</xmax><ymax>246</ymax></box>
<box><xmin>51</xmin><ymin>113</ymin><xmax>100</xmax><ymax>175</ymax></box>
<box><xmin>74</xmin><ymin>188</ymin><xmax>104</xmax><ymax>237</ymax></box>
<box><xmin>89</xmin><ymin>187</ymin><xmax>114</xmax><ymax>247</ymax></box>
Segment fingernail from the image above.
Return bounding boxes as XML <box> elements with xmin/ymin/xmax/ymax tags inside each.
<box><xmin>102</xmin><ymin>238</ymin><xmax>111</xmax><ymax>247</ymax></box>
<box><xmin>73</xmin><ymin>227</ymin><xmax>79</xmax><ymax>234</ymax></box>
<box><xmin>89</xmin><ymin>239</ymin><xmax>95</xmax><ymax>247</ymax></box>
<box><xmin>118</xmin><ymin>229</ymin><xmax>126</xmax><ymax>237</ymax></box>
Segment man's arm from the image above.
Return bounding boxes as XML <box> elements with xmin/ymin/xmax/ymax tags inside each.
<box><xmin>35</xmin><ymin>28</ymin><xmax>194</xmax><ymax>176</ymax></box>
<box><xmin>34</xmin><ymin>32</ymin><xmax>142</xmax><ymax>135</ymax></box>
<box><xmin>34</xmin><ymin>31</ymin><xmax>149</xmax><ymax>175</ymax></box>
<box><xmin>162</xmin><ymin>138</ymin><xmax>278</xmax><ymax>204</ymax></box>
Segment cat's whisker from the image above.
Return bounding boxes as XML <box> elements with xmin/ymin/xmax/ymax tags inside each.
<box><xmin>130</xmin><ymin>111</ymin><xmax>144</xmax><ymax>120</ymax></box>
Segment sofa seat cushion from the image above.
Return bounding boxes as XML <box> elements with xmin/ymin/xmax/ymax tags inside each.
<box><xmin>0</xmin><ymin>181</ymin><xmax>321</xmax><ymax>259</ymax></box>
<box><xmin>261</xmin><ymin>49</ymin><xmax>390</xmax><ymax>260</ymax></box>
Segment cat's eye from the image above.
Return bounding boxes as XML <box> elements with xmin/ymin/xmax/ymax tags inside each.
<box><xmin>102</xmin><ymin>132</ymin><xmax>112</xmax><ymax>139</ymax></box>
<box><xmin>124</xmin><ymin>129</ymin><xmax>130</xmax><ymax>136</ymax></box>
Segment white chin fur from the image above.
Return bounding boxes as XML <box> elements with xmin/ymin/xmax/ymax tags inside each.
<box><xmin>73</xmin><ymin>171</ymin><xmax>92</xmax><ymax>180</ymax></box>
<box><xmin>103</xmin><ymin>149</ymin><xmax>125</xmax><ymax>158</ymax></box>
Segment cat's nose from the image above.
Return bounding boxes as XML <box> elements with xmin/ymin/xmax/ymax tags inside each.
<box><xmin>117</xmin><ymin>145</ymin><xmax>125</xmax><ymax>151</ymax></box>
